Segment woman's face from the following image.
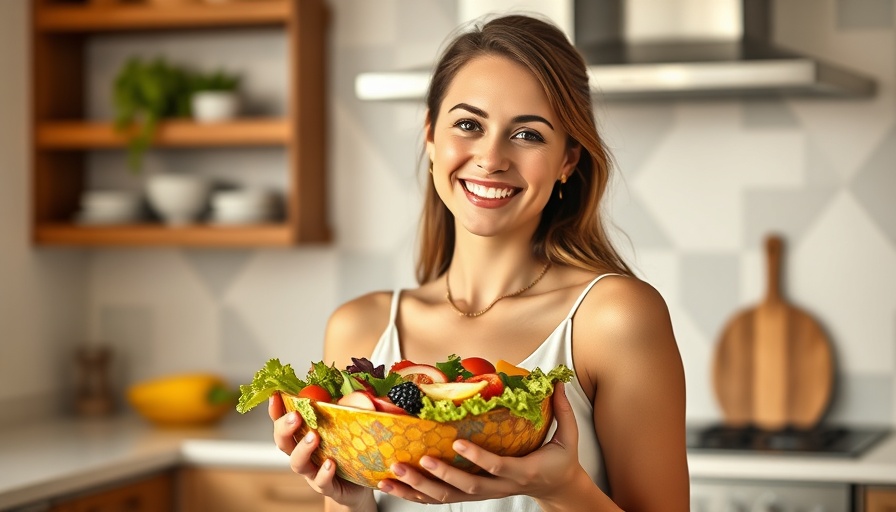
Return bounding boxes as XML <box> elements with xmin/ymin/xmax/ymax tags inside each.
<box><xmin>426</xmin><ymin>54</ymin><xmax>579</xmax><ymax>239</ymax></box>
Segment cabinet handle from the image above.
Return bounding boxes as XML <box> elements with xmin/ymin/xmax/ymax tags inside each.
<box><xmin>264</xmin><ymin>486</ymin><xmax>322</xmax><ymax>504</ymax></box>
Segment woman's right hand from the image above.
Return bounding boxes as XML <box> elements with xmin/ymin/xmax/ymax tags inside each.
<box><xmin>269</xmin><ymin>394</ymin><xmax>377</xmax><ymax>511</ymax></box>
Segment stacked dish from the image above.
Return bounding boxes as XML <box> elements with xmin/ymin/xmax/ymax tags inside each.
<box><xmin>210</xmin><ymin>189</ymin><xmax>279</xmax><ymax>225</ymax></box>
<box><xmin>76</xmin><ymin>190</ymin><xmax>142</xmax><ymax>225</ymax></box>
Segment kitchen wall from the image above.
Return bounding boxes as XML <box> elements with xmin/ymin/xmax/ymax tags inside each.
<box><xmin>0</xmin><ymin>0</ymin><xmax>89</xmax><ymax>426</ymax></box>
<box><xmin>1</xmin><ymin>0</ymin><xmax>893</xmax><ymax>427</ymax></box>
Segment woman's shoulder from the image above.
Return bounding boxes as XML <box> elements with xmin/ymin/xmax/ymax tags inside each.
<box><xmin>323</xmin><ymin>290</ymin><xmax>396</xmax><ymax>365</ymax></box>
<box><xmin>575</xmin><ymin>273</ymin><xmax>674</xmax><ymax>347</ymax></box>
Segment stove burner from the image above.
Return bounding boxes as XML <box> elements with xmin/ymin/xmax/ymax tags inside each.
<box><xmin>687</xmin><ymin>424</ymin><xmax>889</xmax><ymax>457</ymax></box>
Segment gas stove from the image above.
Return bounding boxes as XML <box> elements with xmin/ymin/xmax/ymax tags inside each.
<box><xmin>687</xmin><ymin>424</ymin><xmax>890</xmax><ymax>457</ymax></box>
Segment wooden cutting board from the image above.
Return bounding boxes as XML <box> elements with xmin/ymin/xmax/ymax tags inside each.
<box><xmin>712</xmin><ymin>235</ymin><xmax>835</xmax><ymax>430</ymax></box>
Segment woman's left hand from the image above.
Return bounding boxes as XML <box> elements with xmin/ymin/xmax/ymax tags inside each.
<box><xmin>377</xmin><ymin>383</ymin><xmax>584</xmax><ymax>505</ymax></box>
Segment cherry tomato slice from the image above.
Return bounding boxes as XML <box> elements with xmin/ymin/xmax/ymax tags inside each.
<box><xmin>464</xmin><ymin>373</ymin><xmax>504</xmax><ymax>401</ymax></box>
<box><xmin>297</xmin><ymin>384</ymin><xmax>332</xmax><ymax>402</ymax></box>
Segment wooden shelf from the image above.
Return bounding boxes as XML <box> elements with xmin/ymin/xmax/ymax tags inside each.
<box><xmin>31</xmin><ymin>0</ymin><xmax>330</xmax><ymax>247</ymax></box>
<box><xmin>35</xmin><ymin>222</ymin><xmax>297</xmax><ymax>247</ymax></box>
<box><xmin>35</xmin><ymin>1</ymin><xmax>291</xmax><ymax>33</ymax></box>
<box><xmin>37</xmin><ymin>119</ymin><xmax>292</xmax><ymax>149</ymax></box>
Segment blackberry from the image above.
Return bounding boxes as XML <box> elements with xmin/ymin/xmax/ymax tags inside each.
<box><xmin>387</xmin><ymin>382</ymin><xmax>424</xmax><ymax>415</ymax></box>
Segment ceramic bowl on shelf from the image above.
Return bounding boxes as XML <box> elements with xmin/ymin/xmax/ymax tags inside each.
<box><xmin>281</xmin><ymin>392</ymin><xmax>553</xmax><ymax>488</ymax></box>
<box><xmin>191</xmin><ymin>91</ymin><xmax>240</xmax><ymax>123</ymax></box>
<box><xmin>76</xmin><ymin>190</ymin><xmax>142</xmax><ymax>225</ymax></box>
<box><xmin>145</xmin><ymin>173</ymin><xmax>211</xmax><ymax>226</ymax></box>
<box><xmin>209</xmin><ymin>189</ymin><xmax>279</xmax><ymax>225</ymax></box>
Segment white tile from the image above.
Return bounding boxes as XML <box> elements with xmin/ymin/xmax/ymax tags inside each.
<box><xmin>796</xmin><ymin>192</ymin><xmax>896</xmax><ymax>373</ymax></box>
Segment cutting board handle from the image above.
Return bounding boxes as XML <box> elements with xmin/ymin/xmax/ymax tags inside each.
<box><xmin>765</xmin><ymin>235</ymin><xmax>783</xmax><ymax>303</ymax></box>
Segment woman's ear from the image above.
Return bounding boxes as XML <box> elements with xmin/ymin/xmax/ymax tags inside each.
<box><xmin>424</xmin><ymin>110</ymin><xmax>435</xmax><ymax>161</ymax></box>
<box><xmin>562</xmin><ymin>142</ymin><xmax>582</xmax><ymax>177</ymax></box>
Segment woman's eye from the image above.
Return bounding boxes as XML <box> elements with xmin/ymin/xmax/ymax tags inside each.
<box><xmin>513</xmin><ymin>130</ymin><xmax>545</xmax><ymax>142</ymax></box>
<box><xmin>454</xmin><ymin>119</ymin><xmax>480</xmax><ymax>132</ymax></box>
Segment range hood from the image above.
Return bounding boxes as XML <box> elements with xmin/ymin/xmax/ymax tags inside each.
<box><xmin>355</xmin><ymin>0</ymin><xmax>876</xmax><ymax>101</ymax></box>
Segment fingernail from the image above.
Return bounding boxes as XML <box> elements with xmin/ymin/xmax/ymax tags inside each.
<box><xmin>323</xmin><ymin>459</ymin><xmax>332</xmax><ymax>470</ymax></box>
<box><xmin>420</xmin><ymin>456</ymin><xmax>436</xmax><ymax>470</ymax></box>
<box><xmin>392</xmin><ymin>464</ymin><xmax>406</xmax><ymax>477</ymax></box>
<box><xmin>303</xmin><ymin>432</ymin><xmax>314</xmax><ymax>443</ymax></box>
<box><xmin>286</xmin><ymin>413</ymin><xmax>297</xmax><ymax>425</ymax></box>
<box><xmin>453</xmin><ymin>441</ymin><xmax>467</xmax><ymax>452</ymax></box>
<box><xmin>379</xmin><ymin>481</ymin><xmax>394</xmax><ymax>492</ymax></box>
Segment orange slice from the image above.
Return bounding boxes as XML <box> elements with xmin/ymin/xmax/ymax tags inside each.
<box><xmin>495</xmin><ymin>359</ymin><xmax>530</xmax><ymax>377</ymax></box>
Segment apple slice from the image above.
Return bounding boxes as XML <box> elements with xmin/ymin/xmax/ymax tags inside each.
<box><xmin>336</xmin><ymin>391</ymin><xmax>376</xmax><ymax>411</ymax></box>
<box><xmin>395</xmin><ymin>364</ymin><xmax>448</xmax><ymax>384</ymax></box>
<box><xmin>419</xmin><ymin>381</ymin><xmax>488</xmax><ymax>402</ymax></box>
<box><xmin>370</xmin><ymin>395</ymin><xmax>409</xmax><ymax>415</ymax></box>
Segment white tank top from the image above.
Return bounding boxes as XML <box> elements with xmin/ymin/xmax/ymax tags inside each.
<box><xmin>370</xmin><ymin>275</ymin><xmax>614</xmax><ymax>512</ymax></box>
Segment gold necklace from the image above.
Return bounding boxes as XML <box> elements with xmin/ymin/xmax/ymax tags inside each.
<box><xmin>445</xmin><ymin>262</ymin><xmax>551</xmax><ymax>318</ymax></box>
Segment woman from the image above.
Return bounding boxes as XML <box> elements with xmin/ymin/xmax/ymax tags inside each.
<box><xmin>271</xmin><ymin>14</ymin><xmax>689</xmax><ymax>512</ymax></box>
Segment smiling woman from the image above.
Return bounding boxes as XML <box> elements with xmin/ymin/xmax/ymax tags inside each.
<box><xmin>269</xmin><ymin>14</ymin><xmax>689</xmax><ymax>512</ymax></box>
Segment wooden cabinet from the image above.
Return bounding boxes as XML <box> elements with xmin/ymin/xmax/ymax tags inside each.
<box><xmin>177</xmin><ymin>467</ymin><xmax>324</xmax><ymax>512</ymax></box>
<box><xmin>30</xmin><ymin>0</ymin><xmax>330</xmax><ymax>247</ymax></box>
<box><xmin>865</xmin><ymin>486</ymin><xmax>896</xmax><ymax>512</ymax></box>
<box><xmin>50</xmin><ymin>472</ymin><xmax>173</xmax><ymax>512</ymax></box>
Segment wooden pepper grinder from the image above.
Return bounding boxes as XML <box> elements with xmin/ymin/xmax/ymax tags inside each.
<box><xmin>75</xmin><ymin>346</ymin><xmax>115</xmax><ymax>416</ymax></box>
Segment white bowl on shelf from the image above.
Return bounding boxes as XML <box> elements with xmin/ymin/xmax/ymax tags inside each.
<box><xmin>76</xmin><ymin>190</ymin><xmax>142</xmax><ymax>225</ymax></box>
<box><xmin>145</xmin><ymin>174</ymin><xmax>211</xmax><ymax>226</ymax></box>
<box><xmin>209</xmin><ymin>189</ymin><xmax>279</xmax><ymax>225</ymax></box>
<box><xmin>191</xmin><ymin>91</ymin><xmax>240</xmax><ymax>124</ymax></box>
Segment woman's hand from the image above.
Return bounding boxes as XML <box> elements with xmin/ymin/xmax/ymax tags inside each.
<box><xmin>376</xmin><ymin>383</ymin><xmax>590</xmax><ymax>507</ymax></box>
<box><xmin>269</xmin><ymin>394</ymin><xmax>376</xmax><ymax>511</ymax></box>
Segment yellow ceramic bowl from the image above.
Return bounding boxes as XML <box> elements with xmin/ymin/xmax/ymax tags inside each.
<box><xmin>281</xmin><ymin>393</ymin><xmax>553</xmax><ymax>488</ymax></box>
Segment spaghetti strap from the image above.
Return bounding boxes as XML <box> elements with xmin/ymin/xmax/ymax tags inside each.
<box><xmin>387</xmin><ymin>289</ymin><xmax>402</xmax><ymax>325</ymax></box>
<box><xmin>564</xmin><ymin>274</ymin><xmax>620</xmax><ymax>320</ymax></box>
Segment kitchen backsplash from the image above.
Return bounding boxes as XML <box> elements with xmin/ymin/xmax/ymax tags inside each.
<box><xmin>0</xmin><ymin>0</ymin><xmax>893</xmax><ymax>427</ymax></box>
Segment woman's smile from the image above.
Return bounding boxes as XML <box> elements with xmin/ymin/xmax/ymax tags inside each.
<box><xmin>460</xmin><ymin>179</ymin><xmax>522</xmax><ymax>208</ymax></box>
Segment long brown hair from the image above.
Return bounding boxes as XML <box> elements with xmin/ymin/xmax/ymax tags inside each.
<box><xmin>416</xmin><ymin>14</ymin><xmax>632</xmax><ymax>284</ymax></box>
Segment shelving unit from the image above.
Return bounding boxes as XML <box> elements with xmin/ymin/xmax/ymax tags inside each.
<box><xmin>31</xmin><ymin>0</ymin><xmax>329</xmax><ymax>247</ymax></box>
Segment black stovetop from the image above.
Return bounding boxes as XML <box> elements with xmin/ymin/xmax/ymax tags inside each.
<box><xmin>687</xmin><ymin>424</ymin><xmax>890</xmax><ymax>457</ymax></box>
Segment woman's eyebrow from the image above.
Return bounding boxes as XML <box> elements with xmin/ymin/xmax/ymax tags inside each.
<box><xmin>448</xmin><ymin>103</ymin><xmax>555</xmax><ymax>131</ymax></box>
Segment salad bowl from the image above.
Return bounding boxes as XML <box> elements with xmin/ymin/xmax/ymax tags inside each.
<box><xmin>282</xmin><ymin>392</ymin><xmax>553</xmax><ymax>488</ymax></box>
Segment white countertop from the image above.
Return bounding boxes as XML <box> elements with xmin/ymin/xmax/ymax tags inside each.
<box><xmin>1</xmin><ymin>413</ymin><xmax>894</xmax><ymax>510</ymax></box>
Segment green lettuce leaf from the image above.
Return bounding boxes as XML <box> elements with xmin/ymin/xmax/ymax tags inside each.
<box><xmin>435</xmin><ymin>354</ymin><xmax>472</xmax><ymax>381</ymax></box>
<box><xmin>236</xmin><ymin>358</ymin><xmax>306</xmax><ymax>414</ymax></box>
<box><xmin>418</xmin><ymin>364</ymin><xmax>574</xmax><ymax>428</ymax></box>
<box><xmin>305</xmin><ymin>361</ymin><xmax>344</xmax><ymax>399</ymax></box>
<box><xmin>292</xmin><ymin>397</ymin><xmax>319</xmax><ymax>429</ymax></box>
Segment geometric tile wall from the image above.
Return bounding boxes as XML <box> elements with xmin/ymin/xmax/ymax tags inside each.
<box><xmin>74</xmin><ymin>0</ymin><xmax>896</xmax><ymax>426</ymax></box>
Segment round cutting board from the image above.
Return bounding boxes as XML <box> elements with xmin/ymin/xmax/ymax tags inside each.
<box><xmin>712</xmin><ymin>235</ymin><xmax>835</xmax><ymax>430</ymax></box>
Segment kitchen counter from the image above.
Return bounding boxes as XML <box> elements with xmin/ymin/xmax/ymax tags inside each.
<box><xmin>1</xmin><ymin>413</ymin><xmax>894</xmax><ymax>510</ymax></box>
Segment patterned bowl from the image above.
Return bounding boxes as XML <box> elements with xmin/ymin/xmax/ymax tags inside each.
<box><xmin>281</xmin><ymin>392</ymin><xmax>553</xmax><ymax>488</ymax></box>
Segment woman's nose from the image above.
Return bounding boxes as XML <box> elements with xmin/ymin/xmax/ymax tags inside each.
<box><xmin>474</xmin><ymin>136</ymin><xmax>509</xmax><ymax>174</ymax></box>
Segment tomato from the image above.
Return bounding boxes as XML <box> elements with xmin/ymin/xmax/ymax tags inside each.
<box><xmin>389</xmin><ymin>360</ymin><xmax>416</xmax><ymax>374</ymax></box>
<box><xmin>461</xmin><ymin>357</ymin><xmax>496</xmax><ymax>376</ymax></box>
<box><xmin>464</xmin><ymin>373</ymin><xmax>504</xmax><ymax>401</ymax></box>
<box><xmin>297</xmin><ymin>384</ymin><xmax>332</xmax><ymax>402</ymax></box>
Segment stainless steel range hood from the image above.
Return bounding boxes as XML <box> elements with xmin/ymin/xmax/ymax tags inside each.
<box><xmin>355</xmin><ymin>0</ymin><xmax>876</xmax><ymax>101</ymax></box>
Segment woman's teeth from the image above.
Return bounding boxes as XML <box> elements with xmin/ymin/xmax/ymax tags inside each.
<box><xmin>464</xmin><ymin>181</ymin><xmax>515</xmax><ymax>199</ymax></box>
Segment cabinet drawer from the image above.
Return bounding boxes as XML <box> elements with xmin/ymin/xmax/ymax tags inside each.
<box><xmin>865</xmin><ymin>486</ymin><xmax>896</xmax><ymax>512</ymax></box>
<box><xmin>51</xmin><ymin>472</ymin><xmax>173</xmax><ymax>512</ymax></box>
<box><xmin>177</xmin><ymin>467</ymin><xmax>324</xmax><ymax>512</ymax></box>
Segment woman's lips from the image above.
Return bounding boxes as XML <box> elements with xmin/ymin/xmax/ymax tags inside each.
<box><xmin>460</xmin><ymin>179</ymin><xmax>520</xmax><ymax>209</ymax></box>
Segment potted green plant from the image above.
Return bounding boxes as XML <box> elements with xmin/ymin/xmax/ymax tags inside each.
<box><xmin>113</xmin><ymin>57</ymin><xmax>192</xmax><ymax>172</ymax></box>
<box><xmin>189</xmin><ymin>69</ymin><xmax>242</xmax><ymax>123</ymax></box>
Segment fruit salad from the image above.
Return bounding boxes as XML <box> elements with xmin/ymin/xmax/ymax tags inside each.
<box><xmin>237</xmin><ymin>355</ymin><xmax>573</xmax><ymax>429</ymax></box>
